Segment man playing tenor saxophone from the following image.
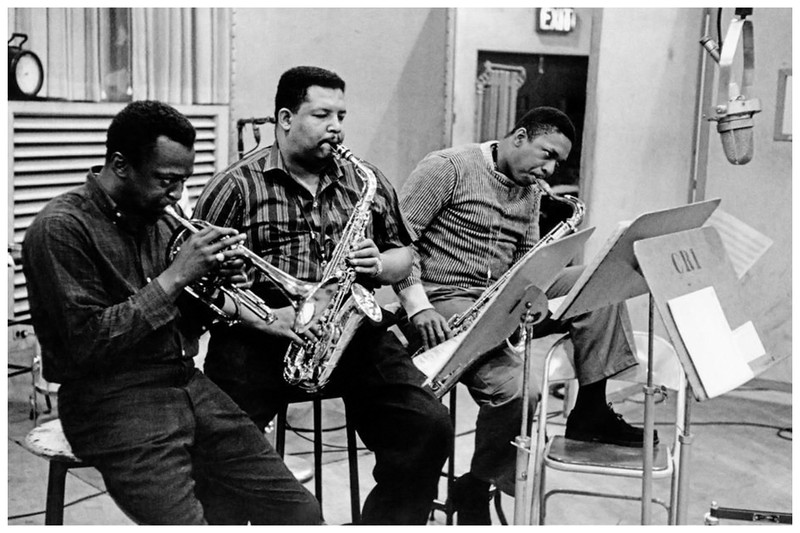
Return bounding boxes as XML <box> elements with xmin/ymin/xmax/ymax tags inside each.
<box><xmin>394</xmin><ymin>106</ymin><xmax>655</xmax><ymax>525</ymax></box>
<box><xmin>192</xmin><ymin>66</ymin><xmax>452</xmax><ymax>525</ymax></box>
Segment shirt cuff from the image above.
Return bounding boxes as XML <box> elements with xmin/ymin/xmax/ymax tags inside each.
<box><xmin>136</xmin><ymin>280</ymin><xmax>179</xmax><ymax>330</ymax></box>
<box><xmin>397</xmin><ymin>283</ymin><xmax>434</xmax><ymax>319</ymax></box>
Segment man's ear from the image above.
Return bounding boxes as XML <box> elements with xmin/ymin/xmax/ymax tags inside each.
<box><xmin>277</xmin><ymin>108</ymin><xmax>293</xmax><ymax>132</ymax></box>
<box><xmin>110</xmin><ymin>153</ymin><xmax>129</xmax><ymax>178</ymax></box>
<box><xmin>513</xmin><ymin>128</ymin><xmax>528</xmax><ymax>147</ymax></box>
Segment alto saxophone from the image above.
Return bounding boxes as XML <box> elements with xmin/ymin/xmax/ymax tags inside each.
<box><xmin>283</xmin><ymin>144</ymin><xmax>383</xmax><ymax>393</ymax></box>
<box><xmin>414</xmin><ymin>184</ymin><xmax>585</xmax><ymax>398</ymax></box>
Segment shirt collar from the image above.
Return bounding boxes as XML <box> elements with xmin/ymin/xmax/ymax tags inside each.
<box><xmin>85</xmin><ymin>167</ymin><xmax>125</xmax><ymax>223</ymax></box>
<box><xmin>85</xmin><ymin>166</ymin><xmax>160</xmax><ymax>233</ymax></box>
<box><xmin>480</xmin><ymin>141</ymin><xmax>518</xmax><ymax>189</ymax></box>
<box><xmin>260</xmin><ymin>141</ymin><xmax>345</xmax><ymax>189</ymax></box>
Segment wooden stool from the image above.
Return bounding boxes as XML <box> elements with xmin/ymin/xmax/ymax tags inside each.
<box><xmin>22</xmin><ymin>418</ymin><xmax>90</xmax><ymax>525</ymax></box>
<box><xmin>275</xmin><ymin>394</ymin><xmax>361</xmax><ymax>524</ymax></box>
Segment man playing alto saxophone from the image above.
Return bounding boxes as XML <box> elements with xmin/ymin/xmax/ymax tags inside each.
<box><xmin>394</xmin><ymin>107</ymin><xmax>655</xmax><ymax>525</ymax></box>
<box><xmin>192</xmin><ymin>66</ymin><xmax>452</xmax><ymax>525</ymax></box>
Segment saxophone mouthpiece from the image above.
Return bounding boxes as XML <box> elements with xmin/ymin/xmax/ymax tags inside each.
<box><xmin>534</xmin><ymin>178</ymin><xmax>554</xmax><ymax>196</ymax></box>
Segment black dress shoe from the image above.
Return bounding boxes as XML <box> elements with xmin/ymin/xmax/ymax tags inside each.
<box><xmin>450</xmin><ymin>473</ymin><xmax>492</xmax><ymax>525</ymax></box>
<box><xmin>565</xmin><ymin>402</ymin><xmax>659</xmax><ymax>447</ymax></box>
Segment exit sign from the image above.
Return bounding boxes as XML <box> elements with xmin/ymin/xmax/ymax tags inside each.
<box><xmin>537</xmin><ymin>8</ymin><xmax>577</xmax><ymax>33</ymax></box>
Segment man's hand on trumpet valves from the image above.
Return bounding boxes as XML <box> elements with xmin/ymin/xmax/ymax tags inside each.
<box><xmin>217</xmin><ymin>256</ymin><xmax>252</xmax><ymax>290</ymax></box>
<box><xmin>158</xmin><ymin>224</ymin><xmax>246</xmax><ymax>297</ymax></box>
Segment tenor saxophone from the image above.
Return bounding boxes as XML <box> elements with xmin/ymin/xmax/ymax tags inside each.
<box><xmin>414</xmin><ymin>185</ymin><xmax>585</xmax><ymax>398</ymax></box>
<box><xmin>282</xmin><ymin>144</ymin><xmax>383</xmax><ymax>393</ymax></box>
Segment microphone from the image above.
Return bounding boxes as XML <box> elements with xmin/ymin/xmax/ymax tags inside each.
<box><xmin>715</xmin><ymin>97</ymin><xmax>760</xmax><ymax>165</ymax></box>
<box><xmin>701</xmin><ymin>9</ymin><xmax>760</xmax><ymax>165</ymax></box>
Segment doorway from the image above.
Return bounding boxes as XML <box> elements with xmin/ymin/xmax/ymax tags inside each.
<box><xmin>477</xmin><ymin>51</ymin><xmax>588</xmax><ymax>233</ymax></box>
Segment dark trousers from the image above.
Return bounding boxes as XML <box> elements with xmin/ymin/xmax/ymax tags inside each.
<box><xmin>58</xmin><ymin>364</ymin><xmax>322</xmax><ymax>525</ymax></box>
<box><xmin>206</xmin><ymin>314</ymin><xmax>454</xmax><ymax>525</ymax></box>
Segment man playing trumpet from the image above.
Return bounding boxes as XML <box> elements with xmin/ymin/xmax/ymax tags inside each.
<box><xmin>395</xmin><ymin>107</ymin><xmax>654</xmax><ymax>524</ymax></box>
<box><xmin>22</xmin><ymin>100</ymin><xmax>322</xmax><ymax>524</ymax></box>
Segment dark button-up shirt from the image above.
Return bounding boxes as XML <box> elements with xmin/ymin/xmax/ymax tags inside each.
<box><xmin>193</xmin><ymin>142</ymin><xmax>413</xmax><ymax>289</ymax></box>
<box><xmin>22</xmin><ymin>169</ymin><xmax>203</xmax><ymax>383</ymax></box>
<box><xmin>192</xmin><ymin>143</ymin><xmax>413</xmax><ymax>385</ymax></box>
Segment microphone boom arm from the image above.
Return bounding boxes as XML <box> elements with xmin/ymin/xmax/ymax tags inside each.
<box><xmin>704</xmin><ymin>13</ymin><xmax>760</xmax><ymax>127</ymax></box>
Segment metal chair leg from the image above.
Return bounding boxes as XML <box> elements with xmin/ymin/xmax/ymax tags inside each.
<box><xmin>275</xmin><ymin>404</ymin><xmax>288</xmax><ymax>458</ymax></box>
<box><xmin>313</xmin><ymin>398</ymin><xmax>323</xmax><ymax>504</ymax></box>
<box><xmin>345</xmin><ymin>406</ymin><xmax>361</xmax><ymax>524</ymax></box>
<box><xmin>446</xmin><ymin>390</ymin><xmax>458</xmax><ymax>524</ymax></box>
<box><xmin>45</xmin><ymin>461</ymin><xmax>70</xmax><ymax>525</ymax></box>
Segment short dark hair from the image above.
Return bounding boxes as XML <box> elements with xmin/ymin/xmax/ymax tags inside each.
<box><xmin>105</xmin><ymin>100</ymin><xmax>196</xmax><ymax>169</ymax></box>
<box><xmin>274</xmin><ymin>66</ymin><xmax>346</xmax><ymax>117</ymax></box>
<box><xmin>508</xmin><ymin>106</ymin><xmax>576</xmax><ymax>144</ymax></box>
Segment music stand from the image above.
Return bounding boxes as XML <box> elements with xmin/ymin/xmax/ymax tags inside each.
<box><xmin>633</xmin><ymin>225</ymin><xmax>785</xmax><ymax>525</ymax></box>
<box><xmin>551</xmin><ymin>198</ymin><xmax>720</xmax><ymax>525</ymax></box>
<box><xmin>415</xmin><ymin>226</ymin><xmax>595</xmax><ymax>396</ymax></box>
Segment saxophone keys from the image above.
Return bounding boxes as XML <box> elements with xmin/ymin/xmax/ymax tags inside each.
<box><xmin>351</xmin><ymin>283</ymin><xmax>382</xmax><ymax>323</ymax></box>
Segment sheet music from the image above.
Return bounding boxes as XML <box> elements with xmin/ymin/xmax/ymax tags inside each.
<box><xmin>414</xmin><ymin>333</ymin><xmax>467</xmax><ymax>381</ymax></box>
<box><xmin>705</xmin><ymin>209</ymin><xmax>773</xmax><ymax>279</ymax></box>
<box><xmin>667</xmin><ymin>286</ymin><xmax>755</xmax><ymax>398</ymax></box>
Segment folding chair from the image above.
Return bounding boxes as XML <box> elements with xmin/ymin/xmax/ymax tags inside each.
<box><xmin>530</xmin><ymin>331</ymin><xmax>686</xmax><ymax>524</ymax></box>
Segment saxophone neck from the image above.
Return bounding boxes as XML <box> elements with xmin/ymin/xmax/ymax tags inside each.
<box><xmin>537</xmin><ymin>178</ymin><xmax>584</xmax><ymax>227</ymax></box>
<box><xmin>535</xmin><ymin>189</ymin><xmax>585</xmax><ymax>246</ymax></box>
<box><xmin>559</xmin><ymin>194</ymin><xmax>585</xmax><ymax>227</ymax></box>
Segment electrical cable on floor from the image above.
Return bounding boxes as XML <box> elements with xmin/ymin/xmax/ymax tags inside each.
<box><xmin>619</xmin><ymin>395</ymin><xmax>791</xmax><ymax>441</ymax></box>
<box><xmin>7</xmin><ymin>490</ymin><xmax>108</xmax><ymax>521</ymax></box>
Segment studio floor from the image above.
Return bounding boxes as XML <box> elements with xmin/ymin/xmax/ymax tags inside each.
<box><xmin>6</xmin><ymin>344</ymin><xmax>793</xmax><ymax>527</ymax></box>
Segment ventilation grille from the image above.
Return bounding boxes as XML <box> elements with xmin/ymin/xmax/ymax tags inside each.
<box><xmin>8</xmin><ymin>101</ymin><xmax>229</xmax><ymax>321</ymax></box>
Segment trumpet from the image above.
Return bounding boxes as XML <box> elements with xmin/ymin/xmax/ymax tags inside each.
<box><xmin>164</xmin><ymin>205</ymin><xmax>335</xmax><ymax>327</ymax></box>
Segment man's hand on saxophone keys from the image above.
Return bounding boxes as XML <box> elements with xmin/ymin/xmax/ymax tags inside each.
<box><xmin>347</xmin><ymin>238</ymin><xmax>383</xmax><ymax>279</ymax></box>
<box><xmin>410</xmin><ymin>309</ymin><xmax>453</xmax><ymax>350</ymax></box>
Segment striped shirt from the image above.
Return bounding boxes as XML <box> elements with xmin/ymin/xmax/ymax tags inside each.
<box><xmin>395</xmin><ymin>142</ymin><xmax>542</xmax><ymax>292</ymax></box>
<box><xmin>193</xmin><ymin>142</ymin><xmax>412</xmax><ymax>289</ymax></box>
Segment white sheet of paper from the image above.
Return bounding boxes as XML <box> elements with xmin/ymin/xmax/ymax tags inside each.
<box><xmin>732</xmin><ymin>321</ymin><xmax>766</xmax><ymax>363</ymax></box>
<box><xmin>413</xmin><ymin>333</ymin><xmax>466</xmax><ymax>381</ymax></box>
<box><xmin>667</xmin><ymin>286</ymin><xmax>754</xmax><ymax>398</ymax></box>
<box><xmin>548</xmin><ymin>296</ymin><xmax>566</xmax><ymax>314</ymax></box>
